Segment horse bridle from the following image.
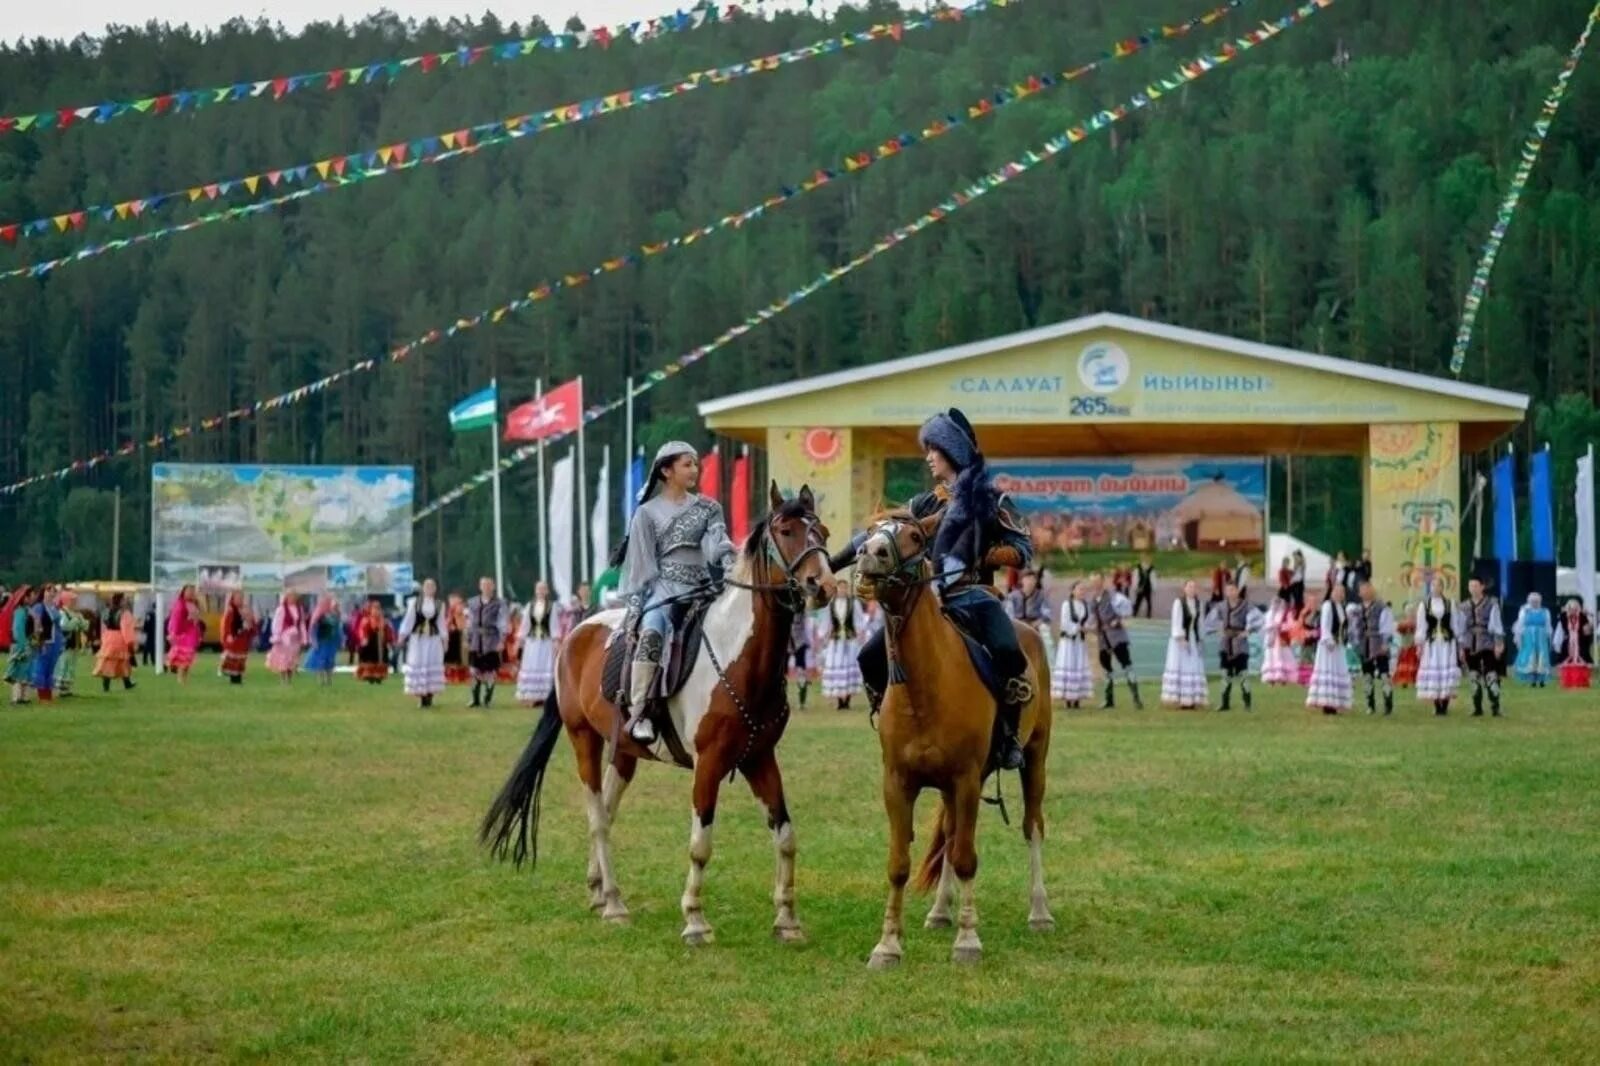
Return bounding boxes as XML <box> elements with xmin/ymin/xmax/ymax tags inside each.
<box><xmin>852</xmin><ymin>517</ymin><xmax>950</xmax><ymax>689</ymax></box>
<box><xmin>722</xmin><ymin>509</ymin><xmax>830</xmax><ymax>614</ymax></box>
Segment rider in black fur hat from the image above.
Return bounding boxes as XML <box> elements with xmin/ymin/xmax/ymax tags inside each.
<box><xmin>832</xmin><ymin>407</ymin><xmax>1035</xmax><ymax>770</ymax></box>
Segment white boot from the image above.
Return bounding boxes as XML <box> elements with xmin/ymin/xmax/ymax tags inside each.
<box><xmin>626</xmin><ymin>658</ymin><xmax>660</xmax><ymax>743</ymax></box>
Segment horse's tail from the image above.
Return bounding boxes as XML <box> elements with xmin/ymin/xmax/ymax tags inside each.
<box><xmin>914</xmin><ymin>800</ymin><xmax>950</xmax><ymax>892</ymax></box>
<box><xmin>478</xmin><ymin>691</ymin><xmax>565</xmax><ymax>870</ymax></box>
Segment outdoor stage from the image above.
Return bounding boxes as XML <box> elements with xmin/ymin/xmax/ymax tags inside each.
<box><xmin>700</xmin><ymin>313</ymin><xmax>1529</xmax><ymax>602</ymax></box>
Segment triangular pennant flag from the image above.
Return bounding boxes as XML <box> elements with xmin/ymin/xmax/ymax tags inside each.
<box><xmin>244</xmin><ymin>175</ymin><xmax>260</xmax><ymax>194</ymax></box>
<box><xmin>315</xmin><ymin>160</ymin><xmax>332</xmax><ymax>179</ymax></box>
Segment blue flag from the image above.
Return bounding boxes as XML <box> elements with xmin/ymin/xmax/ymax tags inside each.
<box><xmin>1492</xmin><ymin>453</ymin><xmax>1518</xmax><ymax>595</ymax></box>
<box><xmin>1530</xmin><ymin>448</ymin><xmax>1554</xmax><ymax>562</ymax></box>
<box><xmin>624</xmin><ymin>449</ymin><xmax>645</xmax><ymax>524</ymax></box>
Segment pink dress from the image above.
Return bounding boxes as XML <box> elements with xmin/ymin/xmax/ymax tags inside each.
<box><xmin>266</xmin><ymin>604</ymin><xmax>305</xmax><ymax>674</ymax></box>
<box><xmin>166</xmin><ymin>599</ymin><xmax>201</xmax><ymax>669</ymax></box>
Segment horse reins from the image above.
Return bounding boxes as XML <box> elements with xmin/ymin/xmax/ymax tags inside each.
<box><xmin>705</xmin><ymin>508</ymin><xmax>829</xmax><ymax>770</ymax></box>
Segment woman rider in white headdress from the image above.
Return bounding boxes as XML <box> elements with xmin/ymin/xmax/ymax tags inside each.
<box><xmin>615</xmin><ymin>441</ymin><xmax>738</xmax><ymax>744</ymax></box>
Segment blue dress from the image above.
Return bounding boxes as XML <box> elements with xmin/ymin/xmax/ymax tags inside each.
<box><xmin>31</xmin><ymin>604</ymin><xmax>63</xmax><ymax>692</ymax></box>
<box><xmin>304</xmin><ymin>610</ymin><xmax>343</xmax><ymax>672</ymax></box>
<box><xmin>1513</xmin><ymin>606</ymin><xmax>1553</xmax><ymax>683</ymax></box>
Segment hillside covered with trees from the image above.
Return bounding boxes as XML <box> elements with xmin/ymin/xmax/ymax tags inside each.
<box><xmin>2</xmin><ymin>0</ymin><xmax>1599</xmax><ymax>586</ymax></box>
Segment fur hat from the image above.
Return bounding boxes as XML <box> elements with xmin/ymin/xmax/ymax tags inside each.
<box><xmin>917</xmin><ymin>408</ymin><xmax>979</xmax><ymax>472</ymax></box>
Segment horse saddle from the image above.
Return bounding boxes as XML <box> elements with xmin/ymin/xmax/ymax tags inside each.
<box><xmin>948</xmin><ymin>622</ymin><xmax>1008</xmax><ymax>708</ymax></box>
<box><xmin>601</xmin><ymin>603</ymin><xmax>710</xmax><ymax>767</ymax></box>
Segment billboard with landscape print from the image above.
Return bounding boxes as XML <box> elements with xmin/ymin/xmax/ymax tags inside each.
<box><xmin>151</xmin><ymin>463</ymin><xmax>414</xmax><ymax>593</ymax></box>
<box><xmin>988</xmin><ymin>457</ymin><xmax>1266</xmax><ymax>577</ymax></box>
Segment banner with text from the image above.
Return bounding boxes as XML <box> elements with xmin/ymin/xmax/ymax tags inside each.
<box><xmin>990</xmin><ymin>457</ymin><xmax>1267</xmax><ymax>579</ymax></box>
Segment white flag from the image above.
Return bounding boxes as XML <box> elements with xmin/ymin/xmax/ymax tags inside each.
<box><xmin>1577</xmin><ymin>445</ymin><xmax>1596</xmax><ymax>613</ymax></box>
<box><xmin>548</xmin><ymin>451</ymin><xmax>575</xmax><ymax>604</ymax></box>
<box><xmin>591</xmin><ymin>446</ymin><xmax>610</xmax><ymax>584</ymax></box>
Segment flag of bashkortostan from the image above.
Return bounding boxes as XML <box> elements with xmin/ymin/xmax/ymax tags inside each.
<box><xmin>448</xmin><ymin>384</ymin><xmax>497</xmax><ymax>432</ymax></box>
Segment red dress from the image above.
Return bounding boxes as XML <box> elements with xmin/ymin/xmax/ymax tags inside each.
<box><xmin>1392</xmin><ymin>619</ymin><xmax>1419</xmax><ymax>687</ymax></box>
<box><xmin>220</xmin><ymin>605</ymin><xmax>256</xmax><ymax>679</ymax></box>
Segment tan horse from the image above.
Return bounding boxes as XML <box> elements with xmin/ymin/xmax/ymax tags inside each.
<box><xmin>851</xmin><ymin>510</ymin><xmax>1054</xmax><ymax>967</ymax></box>
<box><xmin>481</xmin><ymin>484</ymin><xmax>834</xmax><ymax>945</ymax></box>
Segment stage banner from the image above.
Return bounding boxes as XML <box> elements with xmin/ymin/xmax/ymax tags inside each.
<box><xmin>151</xmin><ymin>463</ymin><xmax>414</xmax><ymax>595</ymax></box>
<box><xmin>988</xmin><ymin>457</ymin><xmax>1266</xmax><ymax>578</ymax></box>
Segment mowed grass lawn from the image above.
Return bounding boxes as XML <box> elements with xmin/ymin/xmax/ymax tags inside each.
<box><xmin>3</xmin><ymin>658</ymin><xmax>1599</xmax><ymax>1063</ymax></box>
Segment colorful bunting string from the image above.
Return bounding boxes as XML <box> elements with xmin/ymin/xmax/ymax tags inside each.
<box><xmin>411</xmin><ymin>0</ymin><xmax>1334</xmax><ymax>521</ymax></box>
<box><xmin>0</xmin><ymin>0</ymin><xmax>1246</xmax><ymax>492</ymax></box>
<box><xmin>2</xmin><ymin>0</ymin><xmax>1011</xmax><ymax>267</ymax></box>
<box><xmin>0</xmin><ymin>0</ymin><xmax>1312</xmax><ymax>499</ymax></box>
<box><xmin>0</xmin><ymin>4</ymin><xmax>743</xmax><ymax>137</ymax></box>
<box><xmin>1450</xmin><ymin>1</ymin><xmax>1600</xmax><ymax>375</ymax></box>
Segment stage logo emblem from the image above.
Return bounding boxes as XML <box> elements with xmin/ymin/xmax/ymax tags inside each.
<box><xmin>1077</xmin><ymin>342</ymin><xmax>1130</xmax><ymax>394</ymax></box>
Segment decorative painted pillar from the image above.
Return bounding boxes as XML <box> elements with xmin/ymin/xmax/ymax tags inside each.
<box><xmin>766</xmin><ymin>427</ymin><xmax>856</xmax><ymax>543</ymax></box>
<box><xmin>1365</xmin><ymin>422</ymin><xmax>1462</xmax><ymax>604</ymax></box>
<box><xmin>850</xmin><ymin>435</ymin><xmax>886</xmax><ymax>535</ymax></box>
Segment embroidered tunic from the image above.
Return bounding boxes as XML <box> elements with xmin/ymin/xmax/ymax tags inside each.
<box><xmin>621</xmin><ymin>494</ymin><xmax>737</xmax><ymax>607</ymax></box>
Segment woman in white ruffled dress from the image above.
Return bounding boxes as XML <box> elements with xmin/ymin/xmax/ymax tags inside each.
<box><xmin>1161</xmin><ymin>579</ymin><xmax>1209</xmax><ymax>709</ymax></box>
<box><xmin>1051</xmin><ymin>580</ymin><xmax>1093</xmax><ymax>706</ymax></box>
<box><xmin>1415</xmin><ymin>590</ymin><xmax>1461</xmax><ymax>715</ymax></box>
<box><xmin>1305</xmin><ymin>583</ymin><xmax>1354</xmax><ymax>714</ymax></box>
<box><xmin>515</xmin><ymin>582</ymin><xmax>557</xmax><ymax>707</ymax></box>
<box><xmin>399</xmin><ymin>578</ymin><xmax>446</xmax><ymax>708</ymax></box>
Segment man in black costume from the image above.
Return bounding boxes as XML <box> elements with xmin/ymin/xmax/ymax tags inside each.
<box><xmin>832</xmin><ymin>408</ymin><xmax>1035</xmax><ymax>770</ymax></box>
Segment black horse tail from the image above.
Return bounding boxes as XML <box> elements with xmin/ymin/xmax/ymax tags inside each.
<box><xmin>478</xmin><ymin>691</ymin><xmax>565</xmax><ymax>870</ymax></box>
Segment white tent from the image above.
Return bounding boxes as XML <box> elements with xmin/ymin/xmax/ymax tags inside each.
<box><xmin>1268</xmin><ymin>532</ymin><xmax>1331</xmax><ymax>582</ymax></box>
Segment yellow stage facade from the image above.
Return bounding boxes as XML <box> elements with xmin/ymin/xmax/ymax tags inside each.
<box><xmin>699</xmin><ymin>314</ymin><xmax>1527</xmax><ymax>600</ymax></box>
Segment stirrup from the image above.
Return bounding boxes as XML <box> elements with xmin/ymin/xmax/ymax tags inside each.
<box><xmin>625</xmin><ymin>710</ymin><xmax>657</xmax><ymax>744</ymax></box>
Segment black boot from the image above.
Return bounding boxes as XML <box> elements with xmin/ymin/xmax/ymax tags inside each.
<box><xmin>470</xmin><ymin>682</ymin><xmax>482</xmax><ymax>708</ymax></box>
<box><xmin>994</xmin><ymin>679</ymin><xmax>1028</xmax><ymax>771</ymax></box>
<box><xmin>1435</xmin><ymin>699</ymin><xmax>1448</xmax><ymax>716</ymax></box>
<box><xmin>102</xmin><ymin>677</ymin><xmax>111</xmax><ymax>693</ymax></box>
<box><xmin>1488</xmin><ymin>676</ymin><xmax>1502</xmax><ymax>717</ymax></box>
<box><xmin>1365</xmin><ymin>681</ymin><xmax>1376</xmax><ymax>715</ymax></box>
<box><xmin>1471</xmin><ymin>683</ymin><xmax>1484</xmax><ymax>717</ymax></box>
<box><xmin>1241</xmin><ymin>679</ymin><xmax>1253</xmax><ymax>711</ymax></box>
<box><xmin>1101</xmin><ymin>679</ymin><xmax>1115</xmax><ymax>710</ymax></box>
<box><xmin>123</xmin><ymin>677</ymin><xmax>135</xmax><ymax>690</ymax></box>
<box><xmin>1383</xmin><ymin>683</ymin><xmax>1393</xmax><ymax>716</ymax></box>
<box><xmin>1127</xmin><ymin>677</ymin><xmax>1145</xmax><ymax>710</ymax></box>
<box><xmin>483</xmin><ymin>683</ymin><xmax>495</xmax><ymax>707</ymax></box>
<box><xmin>797</xmin><ymin>681</ymin><xmax>809</xmax><ymax>709</ymax></box>
<box><xmin>1219</xmin><ymin>682</ymin><xmax>1232</xmax><ymax>712</ymax></box>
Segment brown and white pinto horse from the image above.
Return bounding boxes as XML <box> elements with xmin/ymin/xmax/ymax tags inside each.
<box><xmin>851</xmin><ymin>509</ymin><xmax>1054</xmax><ymax>967</ymax></box>
<box><xmin>481</xmin><ymin>484</ymin><xmax>834</xmax><ymax>945</ymax></box>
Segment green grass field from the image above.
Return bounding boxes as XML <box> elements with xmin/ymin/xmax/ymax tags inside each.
<box><xmin>4</xmin><ymin>660</ymin><xmax>1599</xmax><ymax>1062</ymax></box>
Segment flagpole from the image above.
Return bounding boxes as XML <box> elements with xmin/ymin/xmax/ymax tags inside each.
<box><xmin>577</xmin><ymin>376</ymin><xmax>590</xmax><ymax>584</ymax></box>
<box><xmin>624</xmin><ymin>374</ymin><xmax>635</xmax><ymax>506</ymax></box>
<box><xmin>490</xmin><ymin>376</ymin><xmax>506</xmax><ymax>594</ymax></box>
<box><xmin>535</xmin><ymin>378</ymin><xmax>547</xmax><ymax>586</ymax></box>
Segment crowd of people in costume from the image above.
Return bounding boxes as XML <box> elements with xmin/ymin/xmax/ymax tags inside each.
<box><xmin>991</xmin><ymin>559</ymin><xmax>1596</xmax><ymax>717</ymax></box>
<box><xmin>0</xmin><ymin>575</ymin><xmax>609</xmax><ymax>710</ymax></box>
